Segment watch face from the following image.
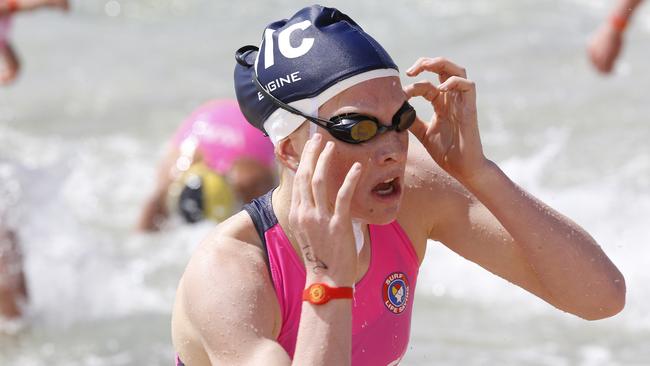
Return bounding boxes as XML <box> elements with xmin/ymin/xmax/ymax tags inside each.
<box><xmin>309</xmin><ymin>284</ymin><xmax>326</xmax><ymax>303</ymax></box>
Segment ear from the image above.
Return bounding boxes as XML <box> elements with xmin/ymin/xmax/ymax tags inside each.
<box><xmin>275</xmin><ymin>136</ymin><xmax>302</xmax><ymax>173</ymax></box>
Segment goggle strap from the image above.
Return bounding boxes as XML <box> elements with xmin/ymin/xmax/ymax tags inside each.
<box><xmin>252</xmin><ymin>71</ymin><xmax>332</xmax><ymax>130</ymax></box>
<box><xmin>253</xmin><ymin>67</ymin><xmax>416</xmax><ymax>143</ymax></box>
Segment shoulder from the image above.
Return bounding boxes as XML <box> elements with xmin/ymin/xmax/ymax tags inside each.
<box><xmin>172</xmin><ymin>210</ymin><xmax>281</xmax><ymax>360</ymax></box>
<box><xmin>179</xmin><ymin>210</ymin><xmax>272</xmax><ymax>307</ymax></box>
<box><xmin>397</xmin><ymin>138</ymin><xmax>476</xmax><ymax>250</ymax></box>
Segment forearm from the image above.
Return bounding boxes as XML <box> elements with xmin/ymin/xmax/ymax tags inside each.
<box><xmin>137</xmin><ymin>156</ymin><xmax>176</xmax><ymax>231</ymax></box>
<box><xmin>613</xmin><ymin>0</ymin><xmax>643</xmax><ymax>20</ymax></box>
<box><xmin>0</xmin><ymin>228</ymin><xmax>27</xmax><ymax>318</ymax></box>
<box><xmin>0</xmin><ymin>0</ymin><xmax>58</xmax><ymax>13</ymax></box>
<box><xmin>293</xmin><ymin>271</ymin><xmax>353</xmax><ymax>365</ymax></box>
<box><xmin>293</xmin><ymin>298</ymin><xmax>352</xmax><ymax>365</ymax></box>
<box><xmin>607</xmin><ymin>0</ymin><xmax>643</xmax><ymax>34</ymax></box>
<box><xmin>0</xmin><ymin>1</ymin><xmax>12</xmax><ymax>14</ymax></box>
<box><xmin>1</xmin><ymin>0</ymin><xmax>30</xmax><ymax>13</ymax></box>
<box><xmin>463</xmin><ymin>161</ymin><xmax>625</xmax><ymax>319</ymax></box>
<box><xmin>136</xmin><ymin>191</ymin><xmax>168</xmax><ymax>231</ymax></box>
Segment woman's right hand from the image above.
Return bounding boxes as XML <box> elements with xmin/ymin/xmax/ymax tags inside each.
<box><xmin>288</xmin><ymin>133</ymin><xmax>363</xmax><ymax>287</ymax></box>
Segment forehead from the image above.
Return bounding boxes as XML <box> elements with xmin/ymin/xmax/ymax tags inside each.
<box><xmin>320</xmin><ymin>76</ymin><xmax>406</xmax><ymax>118</ymax></box>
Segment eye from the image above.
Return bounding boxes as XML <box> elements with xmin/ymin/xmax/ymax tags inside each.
<box><xmin>350</xmin><ymin>120</ymin><xmax>378</xmax><ymax>141</ymax></box>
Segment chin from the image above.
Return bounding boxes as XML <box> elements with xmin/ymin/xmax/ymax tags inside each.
<box><xmin>351</xmin><ymin>193</ymin><xmax>402</xmax><ymax>225</ymax></box>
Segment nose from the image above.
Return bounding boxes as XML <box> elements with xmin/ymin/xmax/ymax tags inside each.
<box><xmin>374</xmin><ymin>131</ymin><xmax>408</xmax><ymax>166</ymax></box>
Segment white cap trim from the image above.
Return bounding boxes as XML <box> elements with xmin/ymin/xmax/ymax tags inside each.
<box><xmin>262</xmin><ymin>68</ymin><xmax>400</xmax><ymax>145</ymax></box>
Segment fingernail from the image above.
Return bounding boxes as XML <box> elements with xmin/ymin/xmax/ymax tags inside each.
<box><xmin>325</xmin><ymin>141</ymin><xmax>334</xmax><ymax>149</ymax></box>
<box><xmin>313</xmin><ymin>133</ymin><xmax>322</xmax><ymax>141</ymax></box>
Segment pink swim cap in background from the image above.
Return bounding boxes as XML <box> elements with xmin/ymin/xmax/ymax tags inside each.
<box><xmin>172</xmin><ymin>99</ymin><xmax>275</xmax><ymax>175</ymax></box>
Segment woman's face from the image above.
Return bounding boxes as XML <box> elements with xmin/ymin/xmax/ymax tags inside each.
<box><xmin>315</xmin><ymin>76</ymin><xmax>409</xmax><ymax>224</ymax></box>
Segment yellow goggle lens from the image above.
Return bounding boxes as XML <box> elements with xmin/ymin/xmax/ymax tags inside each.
<box><xmin>350</xmin><ymin>120</ymin><xmax>378</xmax><ymax>142</ymax></box>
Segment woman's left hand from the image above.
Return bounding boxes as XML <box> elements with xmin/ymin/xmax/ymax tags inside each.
<box><xmin>403</xmin><ymin>57</ymin><xmax>489</xmax><ymax>184</ymax></box>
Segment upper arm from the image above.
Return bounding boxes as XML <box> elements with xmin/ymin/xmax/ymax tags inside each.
<box><xmin>138</xmin><ymin>143</ymin><xmax>204</xmax><ymax>231</ymax></box>
<box><xmin>136</xmin><ymin>147</ymin><xmax>180</xmax><ymax>231</ymax></box>
<box><xmin>174</xmin><ymin>233</ymin><xmax>290</xmax><ymax>366</ymax></box>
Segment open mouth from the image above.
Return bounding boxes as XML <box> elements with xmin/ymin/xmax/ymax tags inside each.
<box><xmin>372</xmin><ymin>177</ymin><xmax>400</xmax><ymax>198</ymax></box>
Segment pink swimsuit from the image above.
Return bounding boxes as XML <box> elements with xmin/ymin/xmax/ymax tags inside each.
<box><xmin>245</xmin><ymin>191</ymin><xmax>420</xmax><ymax>365</ymax></box>
<box><xmin>175</xmin><ymin>190</ymin><xmax>419</xmax><ymax>365</ymax></box>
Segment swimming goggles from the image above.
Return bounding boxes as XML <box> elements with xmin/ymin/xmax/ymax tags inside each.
<box><xmin>238</xmin><ymin>46</ymin><xmax>416</xmax><ymax>144</ymax></box>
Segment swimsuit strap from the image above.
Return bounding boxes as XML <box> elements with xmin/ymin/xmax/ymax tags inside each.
<box><xmin>243</xmin><ymin>190</ymin><xmax>277</xmax><ymax>272</ymax></box>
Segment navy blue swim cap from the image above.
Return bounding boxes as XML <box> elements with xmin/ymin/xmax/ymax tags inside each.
<box><xmin>234</xmin><ymin>5</ymin><xmax>399</xmax><ymax>144</ymax></box>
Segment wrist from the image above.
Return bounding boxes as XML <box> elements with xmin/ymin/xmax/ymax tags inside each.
<box><xmin>7</xmin><ymin>0</ymin><xmax>19</xmax><ymax>13</ymax></box>
<box><xmin>609</xmin><ymin>13</ymin><xmax>628</xmax><ymax>33</ymax></box>
<box><xmin>303</xmin><ymin>283</ymin><xmax>353</xmax><ymax>305</ymax></box>
<box><xmin>455</xmin><ymin>159</ymin><xmax>498</xmax><ymax>190</ymax></box>
<box><xmin>457</xmin><ymin>159</ymin><xmax>511</xmax><ymax>201</ymax></box>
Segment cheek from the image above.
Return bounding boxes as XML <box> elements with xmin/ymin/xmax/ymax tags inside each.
<box><xmin>326</xmin><ymin>151</ymin><xmax>375</xmax><ymax>215</ymax></box>
<box><xmin>326</xmin><ymin>150</ymin><xmax>357</xmax><ymax>198</ymax></box>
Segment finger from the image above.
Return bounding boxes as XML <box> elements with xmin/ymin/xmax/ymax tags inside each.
<box><xmin>403</xmin><ymin>79</ymin><xmax>448</xmax><ymax>122</ymax></box>
<box><xmin>406</xmin><ymin>57</ymin><xmax>467</xmax><ymax>79</ymax></box>
<box><xmin>403</xmin><ymin>80</ymin><xmax>441</xmax><ymax>103</ymax></box>
<box><xmin>295</xmin><ymin>133</ymin><xmax>324</xmax><ymax>207</ymax></box>
<box><xmin>311</xmin><ymin>140</ymin><xmax>335</xmax><ymax>212</ymax></box>
<box><xmin>333</xmin><ymin>162</ymin><xmax>363</xmax><ymax>219</ymax></box>
<box><xmin>438</xmin><ymin>76</ymin><xmax>476</xmax><ymax>94</ymax></box>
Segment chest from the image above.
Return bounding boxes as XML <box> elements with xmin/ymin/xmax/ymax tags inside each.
<box><xmin>267</xmin><ymin>222</ymin><xmax>420</xmax><ymax>364</ymax></box>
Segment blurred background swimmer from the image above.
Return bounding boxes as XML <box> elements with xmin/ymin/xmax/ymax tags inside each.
<box><xmin>587</xmin><ymin>0</ymin><xmax>644</xmax><ymax>74</ymax></box>
<box><xmin>0</xmin><ymin>219</ymin><xmax>27</xmax><ymax>322</ymax></box>
<box><xmin>137</xmin><ymin>99</ymin><xmax>276</xmax><ymax>231</ymax></box>
<box><xmin>0</xmin><ymin>0</ymin><xmax>68</xmax><ymax>85</ymax></box>
<box><xmin>0</xmin><ymin>160</ymin><xmax>27</xmax><ymax>324</ymax></box>
<box><xmin>0</xmin><ymin>0</ymin><xmax>68</xmax><ymax>325</ymax></box>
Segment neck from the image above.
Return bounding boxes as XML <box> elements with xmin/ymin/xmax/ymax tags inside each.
<box><xmin>271</xmin><ymin>168</ymin><xmax>296</xmax><ymax>236</ymax></box>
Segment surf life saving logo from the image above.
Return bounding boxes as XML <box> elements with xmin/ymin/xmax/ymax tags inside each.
<box><xmin>383</xmin><ymin>272</ymin><xmax>410</xmax><ymax>314</ymax></box>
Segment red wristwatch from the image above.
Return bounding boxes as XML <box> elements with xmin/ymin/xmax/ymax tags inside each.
<box><xmin>302</xmin><ymin>283</ymin><xmax>353</xmax><ymax>305</ymax></box>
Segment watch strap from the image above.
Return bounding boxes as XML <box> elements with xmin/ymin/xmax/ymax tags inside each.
<box><xmin>302</xmin><ymin>283</ymin><xmax>353</xmax><ymax>305</ymax></box>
